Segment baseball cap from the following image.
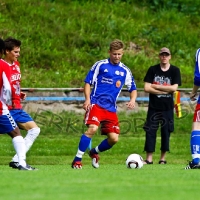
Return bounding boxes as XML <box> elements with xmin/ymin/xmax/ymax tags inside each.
<box><xmin>159</xmin><ymin>47</ymin><xmax>171</xmax><ymax>55</ymax></box>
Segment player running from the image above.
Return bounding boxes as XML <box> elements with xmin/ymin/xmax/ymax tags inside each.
<box><xmin>0</xmin><ymin>38</ymin><xmax>35</xmax><ymax>170</ymax></box>
<box><xmin>2</xmin><ymin>37</ymin><xmax>40</xmax><ymax>169</ymax></box>
<box><xmin>72</xmin><ymin>39</ymin><xmax>137</xmax><ymax>169</ymax></box>
<box><xmin>185</xmin><ymin>48</ymin><xmax>200</xmax><ymax>169</ymax></box>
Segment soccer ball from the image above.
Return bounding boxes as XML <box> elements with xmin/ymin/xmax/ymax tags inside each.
<box><xmin>125</xmin><ymin>154</ymin><xmax>144</xmax><ymax>169</ymax></box>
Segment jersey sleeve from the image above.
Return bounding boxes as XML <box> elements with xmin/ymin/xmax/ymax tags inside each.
<box><xmin>84</xmin><ymin>61</ymin><xmax>101</xmax><ymax>85</ymax></box>
<box><xmin>194</xmin><ymin>48</ymin><xmax>200</xmax><ymax>86</ymax></box>
<box><xmin>2</xmin><ymin>66</ymin><xmax>12</xmax><ymax>106</ymax></box>
<box><xmin>125</xmin><ymin>69</ymin><xmax>137</xmax><ymax>92</ymax></box>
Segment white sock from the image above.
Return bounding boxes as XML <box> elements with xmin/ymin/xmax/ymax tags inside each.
<box><xmin>95</xmin><ymin>146</ymin><xmax>100</xmax><ymax>153</ymax></box>
<box><xmin>12</xmin><ymin>127</ymin><xmax>40</xmax><ymax>162</ymax></box>
<box><xmin>76</xmin><ymin>149</ymin><xmax>84</xmax><ymax>158</ymax></box>
<box><xmin>12</xmin><ymin>136</ymin><xmax>26</xmax><ymax>167</ymax></box>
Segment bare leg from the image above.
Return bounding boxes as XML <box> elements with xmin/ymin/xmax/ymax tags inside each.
<box><xmin>159</xmin><ymin>151</ymin><xmax>167</xmax><ymax>164</ymax></box>
<box><xmin>146</xmin><ymin>152</ymin><xmax>153</xmax><ymax>162</ymax></box>
<box><xmin>143</xmin><ymin>152</ymin><xmax>153</xmax><ymax>164</ymax></box>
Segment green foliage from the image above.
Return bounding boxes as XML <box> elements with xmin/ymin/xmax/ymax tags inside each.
<box><xmin>0</xmin><ymin>0</ymin><xmax>199</xmax><ymax>87</ymax></box>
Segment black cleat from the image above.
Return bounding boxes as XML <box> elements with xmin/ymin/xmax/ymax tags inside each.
<box><xmin>9</xmin><ymin>162</ymin><xmax>19</xmax><ymax>169</ymax></box>
<box><xmin>18</xmin><ymin>164</ymin><xmax>37</xmax><ymax>171</ymax></box>
<box><xmin>184</xmin><ymin>161</ymin><xmax>200</xmax><ymax>169</ymax></box>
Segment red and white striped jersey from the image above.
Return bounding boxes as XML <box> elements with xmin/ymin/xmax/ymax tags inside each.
<box><xmin>0</xmin><ymin>59</ymin><xmax>12</xmax><ymax>115</ymax></box>
<box><xmin>0</xmin><ymin>59</ymin><xmax>22</xmax><ymax>109</ymax></box>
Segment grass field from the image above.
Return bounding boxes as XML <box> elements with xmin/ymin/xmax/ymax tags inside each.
<box><xmin>0</xmin><ymin>164</ymin><xmax>199</xmax><ymax>200</ymax></box>
<box><xmin>0</xmin><ymin>111</ymin><xmax>197</xmax><ymax>200</ymax></box>
<box><xmin>1</xmin><ymin>1</ymin><xmax>200</xmax><ymax>199</ymax></box>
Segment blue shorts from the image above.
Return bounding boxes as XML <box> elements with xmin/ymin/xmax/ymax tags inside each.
<box><xmin>0</xmin><ymin>112</ymin><xmax>18</xmax><ymax>134</ymax></box>
<box><xmin>10</xmin><ymin>109</ymin><xmax>33</xmax><ymax>123</ymax></box>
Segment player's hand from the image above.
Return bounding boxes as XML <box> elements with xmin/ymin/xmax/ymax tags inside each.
<box><xmin>83</xmin><ymin>100</ymin><xmax>91</xmax><ymax>111</ymax></box>
<box><xmin>126</xmin><ymin>101</ymin><xmax>135</xmax><ymax>109</ymax></box>
<box><xmin>190</xmin><ymin>92</ymin><xmax>197</xmax><ymax>101</ymax></box>
<box><xmin>20</xmin><ymin>92</ymin><xmax>26</xmax><ymax>100</ymax></box>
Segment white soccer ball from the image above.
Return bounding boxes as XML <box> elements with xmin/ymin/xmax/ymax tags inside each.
<box><xmin>125</xmin><ymin>154</ymin><xmax>144</xmax><ymax>169</ymax></box>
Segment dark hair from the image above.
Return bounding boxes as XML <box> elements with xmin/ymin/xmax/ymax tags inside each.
<box><xmin>0</xmin><ymin>38</ymin><xmax>5</xmax><ymax>53</ymax></box>
<box><xmin>4</xmin><ymin>37</ymin><xmax>21</xmax><ymax>52</ymax></box>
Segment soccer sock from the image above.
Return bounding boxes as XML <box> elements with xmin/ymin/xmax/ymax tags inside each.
<box><xmin>74</xmin><ymin>134</ymin><xmax>91</xmax><ymax>162</ymax></box>
<box><xmin>12</xmin><ymin>127</ymin><xmax>40</xmax><ymax>162</ymax></box>
<box><xmin>93</xmin><ymin>139</ymin><xmax>112</xmax><ymax>154</ymax></box>
<box><xmin>12</xmin><ymin>136</ymin><xmax>26</xmax><ymax>167</ymax></box>
<box><xmin>190</xmin><ymin>130</ymin><xmax>200</xmax><ymax>164</ymax></box>
<box><xmin>88</xmin><ymin>139</ymin><xmax>92</xmax><ymax>150</ymax></box>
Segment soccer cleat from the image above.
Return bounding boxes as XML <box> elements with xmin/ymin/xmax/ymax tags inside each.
<box><xmin>26</xmin><ymin>164</ymin><xmax>37</xmax><ymax>170</ymax></box>
<box><xmin>9</xmin><ymin>161</ymin><xmax>19</xmax><ymax>169</ymax></box>
<box><xmin>89</xmin><ymin>149</ymin><xmax>100</xmax><ymax>168</ymax></box>
<box><xmin>18</xmin><ymin>164</ymin><xmax>37</xmax><ymax>171</ymax></box>
<box><xmin>184</xmin><ymin>161</ymin><xmax>200</xmax><ymax>169</ymax></box>
<box><xmin>71</xmin><ymin>161</ymin><xmax>82</xmax><ymax>169</ymax></box>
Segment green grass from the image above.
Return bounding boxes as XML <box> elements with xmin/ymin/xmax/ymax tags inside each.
<box><xmin>0</xmin><ymin>110</ymin><xmax>196</xmax><ymax>200</ymax></box>
<box><xmin>0</xmin><ymin>164</ymin><xmax>199</xmax><ymax>200</ymax></box>
<box><xmin>1</xmin><ymin>0</ymin><xmax>200</xmax><ymax>88</ymax></box>
<box><xmin>0</xmin><ymin>1</ymin><xmax>199</xmax><ymax>198</ymax></box>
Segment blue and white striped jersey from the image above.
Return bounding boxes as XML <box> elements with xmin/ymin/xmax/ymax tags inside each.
<box><xmin>194</xmin><ymin>49</ymin><xmax>200</xmax><ymax>104</ymax></box>
<box><xmin>194</xmin><ymin>49</ymin><xmax>200</xmax><ymax>86</ymax></box>
<box><xmin>84</xmin><ymin>58</ymin><xmax>137</xmax><ymax>112</ymax></box>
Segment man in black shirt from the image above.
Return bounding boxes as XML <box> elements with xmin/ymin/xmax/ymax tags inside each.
<box><xmin>143</xmin><ymin>47</ymin><xmax>181</xmax><ymax>164</ymax></box>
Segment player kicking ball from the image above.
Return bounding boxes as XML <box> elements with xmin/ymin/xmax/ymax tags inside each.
<box><xmin>71</xmin><ymin>39</ymin><xmax>137</xmax><ymax>169</ymax></box>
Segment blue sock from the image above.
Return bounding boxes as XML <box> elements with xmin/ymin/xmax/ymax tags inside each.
<box><xmin>74</xmin><ymin>134</ymin><xmax>91</xmax><ymax>162</ymax></box>
<box><xmin>97</xmin><ymin>139</ymin><xmax>112</xmax><ymax>153</ymax></box>
<box><xmin>88</xmin><ymin>139</ymin><xmax>92</xmax><ymax>150</ymax></box>
<box><xmin>190</xmin><ymin>130</ymin><xmax>200</xmax><ymax>164</ymax></box>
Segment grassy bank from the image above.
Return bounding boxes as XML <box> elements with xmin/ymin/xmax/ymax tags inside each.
<box><xmin>1</xmin><ymin>0</ymin><xmax>200</xmax><ymax>88</ymax></box>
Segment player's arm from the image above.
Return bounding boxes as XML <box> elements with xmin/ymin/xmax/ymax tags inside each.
<box><xmin>83</xmin><ymin>83</ymin><xmax>91</xmax><ymax>111</ymax></box>
<box><xmin>126</xmin><ymin>89</ymin><xmax>137</xmax><ymax>109</ymax></box>
<box><xmin>151</xmin><ymin>83</ymin><xmax>178</xmax><ymax>93</ymax></box>
<box><xmin>190</xmin><ymin>85</ymin><xmax>199</xmax><ymax>101</ymax></box>
<box><xmin>144</xmin><ymin>82</ymin><xmax>168</xmax><ymax>94</ymax></box>
<box><xmin>191</xmin><ymin>49</ymin><xmax>200</xmax><ymax>100</ymax></box>
<box><xmin>20</xmin><ymin>91</ymin><xmax>26</xmax><ymax>100</ymax></box>
<box><xmin>2</xmin><ymin>69</ymin><xmax>12</xmax><ymax>105</ymax></box>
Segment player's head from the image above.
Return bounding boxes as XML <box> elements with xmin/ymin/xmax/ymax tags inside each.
<box><xmin>159</xmin><ymin>47</ymin><xmax>171</xmax><ymax>64</ymax></box>
<box><xmin>109</xmin><ymin>39</ymin><xmax>124</xmax><ymax>65</ymax></box>
<box><xmin>0</xmin><ymin>38</ymin><xmax>5</xmax><ymax>58</ymax></box>
<box><xmin>4</xmin><ymin>37</ymin><xmax>21</xmax><ymax>63</ymax></box>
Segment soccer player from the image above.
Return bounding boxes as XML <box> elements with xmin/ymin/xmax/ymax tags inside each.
<box><xmin>2</xmin><ymin>37</ymin><xmax>40</xmax><ymax>169</ymax></box>
<box><xmin>72</xmin><ymin>39</ymin><xmax>137</xmax><ymax>169</ymax></box>
<box><xmin>185</xmin><ymin>48</ymin><xmax>200</xmax><ymax>169</ymax></box>
<box><xmin>0</xmin><ymin>38</ymin><xmax>35</xmax><ymax>170</ymax></box>
<box><xmin>143</xmin><ymin>47</ymin><xmax>181</xmax><ymax>164</ymax></box>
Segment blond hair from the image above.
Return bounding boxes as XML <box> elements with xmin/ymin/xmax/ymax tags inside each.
<box><xmin>109</xmin><ymin>39</ymin><xmax>124</xmax><ymax>51</ymax></box>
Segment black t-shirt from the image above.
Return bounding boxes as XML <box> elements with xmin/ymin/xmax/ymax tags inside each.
<box><xmin>143</xmin><ymin>64</ymin><xmax>181</xmax><ymax>110</ymax></box>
